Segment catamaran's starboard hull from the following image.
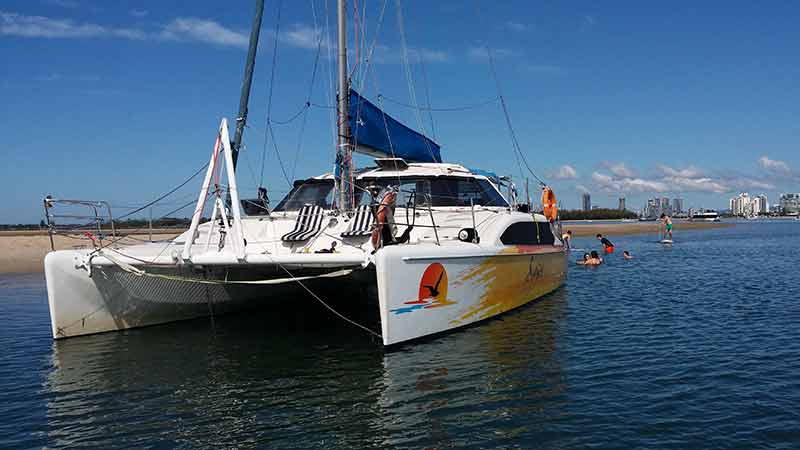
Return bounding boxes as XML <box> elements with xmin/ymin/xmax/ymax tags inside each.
<box><xmin>375</xmin><ymin>245</ymin><xmax>567</xmax><ymax>345</ymax></box>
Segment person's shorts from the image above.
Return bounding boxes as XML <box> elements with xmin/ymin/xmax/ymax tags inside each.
<box><xmin>605</xmin><ymin>246</ymin><xmax>615</xmax><ymax>254</ymax></box>
<box><xmin>666</xmin><ymin>224</ymin><xmax>673</xmax><ymax>231</ymax></box>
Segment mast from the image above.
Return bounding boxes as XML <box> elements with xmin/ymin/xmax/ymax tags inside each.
<box><xmin>231</xmin><ymin>0</ymin><xmax>265</xmax><ymax>171</ymax></box>
<box><xmin>336</xmin><ymin>0</ymin><xmax>353</xmax><ymax>211</ymax></box>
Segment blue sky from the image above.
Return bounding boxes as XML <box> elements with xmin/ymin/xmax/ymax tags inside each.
<box><xmin>2</xmin><ymin>0</ymin><xmax>799</xmax><ymax>223</ymax></box>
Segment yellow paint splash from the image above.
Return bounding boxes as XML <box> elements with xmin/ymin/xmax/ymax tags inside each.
<box><xmin>451</xmin><ymin>247</ymin><xmax>566</xmax><ymax>325</ymax></box>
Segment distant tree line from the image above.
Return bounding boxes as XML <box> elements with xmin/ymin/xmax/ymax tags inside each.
<box><xmin>1</xmin><ymin>217</ymin><xmax>193</xmax><ymax>231</ymax></box>
<box><xmin>559</xmin><ymin>209</ymin><xmax>638</xmax><ymax>220</ymax></box>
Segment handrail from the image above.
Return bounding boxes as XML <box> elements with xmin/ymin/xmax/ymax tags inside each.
<box><xmin>42</xmin><ymin>196</ymin><xmax>116</xmax><ymax>251</ymax></box>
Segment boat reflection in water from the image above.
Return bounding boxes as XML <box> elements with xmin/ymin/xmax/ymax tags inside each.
<box><xmin>44</xmin><ymin>290</ymin><xmax>566</xmax><ymax>448</ymax></box>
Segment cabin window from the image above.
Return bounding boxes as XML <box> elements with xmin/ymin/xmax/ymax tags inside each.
<box><xmin>273</xmin><ymin>180</ymin><xmax>335</xmax><ymax>212</ymax></box>
<box><xmin>356</xmin><ymin>177</ymin><xmax>508</xmax><ymax>208</ymax></box>
<box><xmin>499</xmin><ymin>222</ymin><xmax>555</xmax><ymax>245</ymax></box>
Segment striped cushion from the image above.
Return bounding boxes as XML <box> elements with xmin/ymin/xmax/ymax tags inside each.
<box><xmin>281</xmin><ymin>205</ymin><xmax>324</xmax><ymax>242</ymax></box>
<box><xmin>341</xmin><ymin>205</ymin><xmax>374</xmax><ymax>237</ymax></box>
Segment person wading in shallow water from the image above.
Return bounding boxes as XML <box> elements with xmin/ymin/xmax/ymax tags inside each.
<box><xmin>562</xmin><ymin>230</ymin><xmax>573</xmax><ymax>250</ymax></box>
<box><xmin>660</xmin><ymin>213</ymin><xmax>673</xmax><ymax>240</ymax></box>
<box><xmin>576</xmin><ymin>252</ymin><xmax>590</xmax><ymax>265</ymax></box>
<box><xmin>596</xmin><ymin>234</ymin><xmax>615</xmax><ymax>254</ymax></box>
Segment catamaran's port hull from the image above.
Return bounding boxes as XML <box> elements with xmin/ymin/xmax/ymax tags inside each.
<box><xmin>45</xmin><ymin>246</ymin><xmax>567</xmax><ymax>344</ymax></box>
<box><xmin>44</xmin><ymin>251</ymin><xmax>372</xmax><ymax>340</ymax></box>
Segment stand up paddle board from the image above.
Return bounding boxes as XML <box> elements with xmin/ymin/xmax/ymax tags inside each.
<box><xmin>660</xmin><ymin>239</ymin><xmax>673</xmax><ymax>244</ymax></box>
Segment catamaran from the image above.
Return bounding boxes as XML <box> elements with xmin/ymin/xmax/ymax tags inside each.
<box><xmin>42</xmin><ymin>0</ymin><xmax>567</xmax><ymax>346</ymax></box>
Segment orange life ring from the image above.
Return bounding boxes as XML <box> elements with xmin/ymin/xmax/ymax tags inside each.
<box><xmin>542</xmin><ymin>187</ymin><xmax>558</xmax><ymax>222</ymax></box>
<box><xmin>371</xmin><ymin>190</ymin><xmax>397</xmax><ymax>248</ymax></box>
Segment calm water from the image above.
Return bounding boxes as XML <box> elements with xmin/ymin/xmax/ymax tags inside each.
<box><xmin>2</xmin><ymin>222</ymin><xmax>800</xmax><ymax>449</ymax></box>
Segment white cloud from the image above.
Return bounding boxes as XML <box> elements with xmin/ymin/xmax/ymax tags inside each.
<box><xmin>2</xmin><ymin>10</ymin><xmax>450</xmax><ymax>64</ymax></box>
<box><xmin>739</xmin><ymin>178</ymin><xmax>776</xmax><ymax>190</ymax></box>
<box><xmin>575</xmin><ymin>184</ymin><xmax>590</xmax><ymax>194</ymax></box>
<box><xmin>592</xmin><ymin>171</ymin><xmax>669</xmax><ymax>193</ymax></box>
<box><xmin>410</xmin><ymin>47</ymin><xmax>450</xmax><ymax>63</ymax></box>
<box><xmin>662</xmin><ymin>176</ymin><xmax>728</xmax><ymax>193</ymax></box>
<box><xmin>279</xmin><ymin>23</ymin><xmax>327</xmax><ymax>50</ymax></box>
<box><xmin>2</xmin><ymin>11</ymin><xmax>106</xmax><ymax>38</ymax></box>
<box><xmin>160</xmin><ymin>18</ymin><xmax>247</xmax><ymax>48</ymax></box>
<box><xmin>1</xmin><ymin>11</ymin><xmax>245</xmax><ymax>48</ymax></box>
<box><xmin>43</xmin><ymin>0</ymin><xmax>79</xmax><ymax>8</ymax></box>
<box><xmin>599</xmin><ymin>161</ymin><xmax>635</xmax><ymax>177</ymax></box>
<box><xmin>551</xmin><ymin>164</ymin><xmax>577</xmax><ymax>180</ymax></box>
<box><xmin>526</xmin><ymin>64</ymin><xmax>563</xmax><ymax>74</ymax></box>
<box><xmin>467</xmin><ymin>46</ymin><xmax>517</xmax><ymax>60</ymax></box>
<box><xmin>758</xmin><ymin>156</ymin><xmax>791</xmax><ymax>175</ymax></box>
<box><xmin>503</xmin><ymin>21</ymin><xmax>529</xmax><ymax>32</ymax></box>
<box><xmin>656</xmin><ymin>164</ymin><xmax>703</xmax><ymax>178</ymax></box>
<box><xmin>1</xmin><ymin>11</ymin><xmax>145</xmax><ymax>40</ymax></box>
<box><xmin>130</xmin><ymin>9</ymin><xmax>149</xmax><ymax>18</ymax></box>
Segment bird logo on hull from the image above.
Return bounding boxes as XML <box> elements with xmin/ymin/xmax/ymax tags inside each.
<box><xmin>391</xmin><ymin>263</ymin><xmax>457</xmax><ymax>315</ymax></box>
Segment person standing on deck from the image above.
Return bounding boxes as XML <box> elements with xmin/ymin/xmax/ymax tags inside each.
<box><xmin>660</xmin><ymin>213</ymin><xmax>673</xmax><ymax>240</ymax></box>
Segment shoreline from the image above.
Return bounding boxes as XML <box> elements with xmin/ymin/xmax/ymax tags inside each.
<box><xmin>0</xmin><ymin>231</ymin><xmax>185</xmax><ymax>274</ymax></box>
<box><xmin>0</xmin><ymin>222</ymin><xmax>733</xmax><ymax>274</ymax></box>
<box><xmin>563</xmin><ymin>221</ymin><xmax>733</xmax><ymax>237</ymax></box>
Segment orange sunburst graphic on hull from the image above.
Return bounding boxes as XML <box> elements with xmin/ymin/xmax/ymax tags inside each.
<box><xmin>391</xmin><ymin>263</ymin><xmax>457</xmax><ymax>315</ymax></box>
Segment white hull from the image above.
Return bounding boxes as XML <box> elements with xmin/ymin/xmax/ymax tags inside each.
<box><xmin>45</xmin><ymin>243</ymin><xmax>566</xmax><ymax>345</ymax></box>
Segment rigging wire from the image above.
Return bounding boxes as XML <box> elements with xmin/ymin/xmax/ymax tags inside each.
<box><xmin>291</xmin><ymin>26</ymin><xmax>325</xmax><ymax>181</ymax></box>
<box><xmin>473</xmin><ymin>0</ymin><xmax>547</xmax><ymax>187</ymax></box>
<box><xmin>115</xmin><ymin>162</ymin><xmax>208</xmax><ymax>221</ymax></box>
<box><xmin>270</xmin><ymin>102</ymin><xmax>310</xmax><ymax>125</ymax></box>
<box><xmin>260</xmin><ymin>0</ymin><xmax>284</xmax><ymax>188</ymax></box>
<box><xmin>355</xmin><ymin>0</ymin><xmax>389</xmax><ymax>93</ymax></box>
<box><xmin>394</xmin><ymin>0</ymin><xmax>437</xmax><ymax>164</ymax></box>
<box><xmin>417</xmin><ymin>51</ymin><xmax>437</xmax><ymax>139</ymax></box>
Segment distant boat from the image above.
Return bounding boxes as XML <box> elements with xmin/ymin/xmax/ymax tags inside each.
<box><xmin>689</xmin><ymin>209</ymin><xmax>720</xmax><ymax>222</ymax></box>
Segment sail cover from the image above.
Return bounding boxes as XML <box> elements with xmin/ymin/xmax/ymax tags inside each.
<box><xmin>349</xmin><ymin>90</ymin><xmax>442</xmax><ymax>163</ymax></box>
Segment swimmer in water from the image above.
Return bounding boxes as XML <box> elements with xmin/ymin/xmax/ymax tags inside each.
<box><xmin>585</xmin><ymin>250</ymin><xmax>603</xmax><ymax>265</ymax></box>
<box><xmin>623</xmin><ymin>250</ymin><xmax>633</xmax><ymax>260</ymax></box>
<box><xmin>576</xmin><ymin>252</ymin><xmax>590</xmax><ymax>265</ymax></box>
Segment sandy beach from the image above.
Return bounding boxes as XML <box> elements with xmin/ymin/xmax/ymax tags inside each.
<box><xmin>562</xmin><ymin>220</ymin><xmax>732</xmax><ymax>237</ymax></box>
<box><xmin>0</xmin><ymin>222</ymin><xmax>732</xmax><ymax>274</ymax></box>
<box><xmin>0</xmin><ymin>230</ymin><xmax>186</xmax><ymax>274</ymax></box>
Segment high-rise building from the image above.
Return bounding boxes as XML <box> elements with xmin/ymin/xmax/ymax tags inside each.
<box><xmin>618</xmin><ymin>197</ymin><xmax>626</xmax><ymax>211</ymax></box>
<box><xmin>660</xmin><ymin>197</ymin><xmax>672</xmax><ymax>216</ymax></box>
<box><xmin>730</xmin><ymin>192</ymin><xmax>752</xmax><ymax>216</ymax></box>
<box><xmin>780</xmin><ymin>193</ymin><xmax>800</xmax><ymax>214</ymax></box>
<box><xmin>752</xmin><ymin>194</ymin><xmax>768</xmax><ymax>215</ymax></box>
<box><xmin>672</xmin><ymin>198</ymin><xmax>683</xmax><ymax>215</ymax></box>
<box><xmin>582</xmin><ymin>193</ymin><xmax>591</xmax><ymax>211</ymax></box>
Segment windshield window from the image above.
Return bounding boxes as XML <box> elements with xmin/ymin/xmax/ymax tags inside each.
<box><xmin>356</xmin><ymin>177</ymin><xmax>508</xmax><ymax>207</ymax></box>
<box><xmin>273</xmin><ymin>180</ymin><xmax>335</xmax><ymax>212</ymax></box>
